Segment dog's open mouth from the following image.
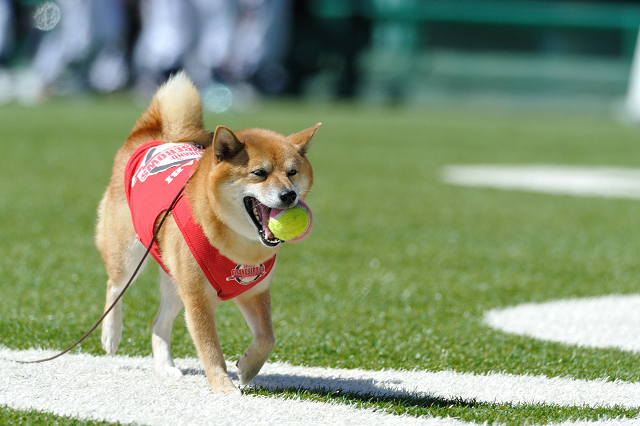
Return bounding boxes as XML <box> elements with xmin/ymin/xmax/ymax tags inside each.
<box><xmin>244</xmin><ymin>197</ymin><xmax>282</xmax><ymax>247</ymax></box>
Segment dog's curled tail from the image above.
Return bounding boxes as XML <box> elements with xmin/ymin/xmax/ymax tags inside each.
<box><xmin>130</xmin><ymin>71</ymin><xmax>212</xmax><ymax>147</ymax></box>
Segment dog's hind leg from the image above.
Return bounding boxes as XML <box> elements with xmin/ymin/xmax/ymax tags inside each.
<box><xmin>101</xmin><ymin>239</ymin><xmax>148</xmax><ymax>355</ymax></box>
<box><xmin>152</xmin><ymin>268</ymin><xmax>184</xmax><ymax>377</ymax></box>
<box><xmin>233</xmin><ymin>276</ymin><xmax>276</xmax><ymax>385</ymax></box>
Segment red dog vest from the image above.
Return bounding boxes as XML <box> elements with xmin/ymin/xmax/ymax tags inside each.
<box><xmin>124</xmin><ymin>140</ymin><xmax>276</xmax><ymax>300</ymax></box>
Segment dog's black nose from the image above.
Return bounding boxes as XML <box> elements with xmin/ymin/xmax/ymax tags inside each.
<box><xmin>279</xmin><ymin>190</ymin><xmax>297</xmax><ymax>206</ymax></box>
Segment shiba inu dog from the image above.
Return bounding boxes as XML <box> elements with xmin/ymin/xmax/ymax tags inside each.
<box><xmin>95</xmin><ymin>71</ymin><xmax>320</xmax><ymax>393</ymax></box>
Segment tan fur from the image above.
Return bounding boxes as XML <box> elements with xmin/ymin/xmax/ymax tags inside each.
<box><xmin>96</xmin><ymin>71</ymin><xmax>319</xmax><ymax>392</ymax></box>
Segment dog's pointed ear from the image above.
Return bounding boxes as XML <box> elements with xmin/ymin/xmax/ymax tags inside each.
<box><xmin>288</xmin><ymin>122</ymin><xmax>321</xmax><ymax>155</ymax></box>
<box><xmin>213</xmin><ymin>125</ymin><xmax>244</xmax><ymax>162</ymax></box>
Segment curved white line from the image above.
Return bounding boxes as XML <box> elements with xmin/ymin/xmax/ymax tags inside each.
<box><xmin>485</xmin><ymin>295</ymin><xmax>640</xmax><ymax>353</ymax></box>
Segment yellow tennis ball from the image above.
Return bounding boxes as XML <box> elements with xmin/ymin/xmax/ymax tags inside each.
<box><xmin>268</xmin><ymin>202</ymin><xmax>312</xmax><ymax>242</ymax></box>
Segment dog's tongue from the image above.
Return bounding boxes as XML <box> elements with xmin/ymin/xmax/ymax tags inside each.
<box><xmin>256</xmin><ymin>204</ymin><xmax>275</xmax><ymax>240</ymax></box>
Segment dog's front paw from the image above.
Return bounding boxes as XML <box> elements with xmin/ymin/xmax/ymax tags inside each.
<box><xmin>218</xmin><ymin>386</ymin><xmax>241</xmax><ymax>396</ymax></box>
<box><xmin>236</xmin><ymin>336</ymin><xmax>274</xmax><ymax>385</ymax></box>
<box><xmin>209</xmin><ymin>375</ymin><xmax>238</xmax><ymax>394</ymax></box>
<box><xmin>236</xmin><ymin>356</ymin><xmax>266</xmax><ymax>386</ymax></box>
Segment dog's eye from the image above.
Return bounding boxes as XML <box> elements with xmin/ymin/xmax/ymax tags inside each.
<box><xmin>287</xmin><ymin>169</ymin><xmax>298</xmax><ymax>177</ymax></box>
<box><xmin>252</xmin><ymin>169</ymin><xmax>268</xmax><ymax>178</ymax></box>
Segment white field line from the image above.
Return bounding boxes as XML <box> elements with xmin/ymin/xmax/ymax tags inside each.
<box><xmin>442</xmin><ymin>165</ymin><xmax>640</xmax><ymax>199</ymax></box>
<box><xmin>485</xmin><ymin>295</ymin><xmax>640</xmax><ymax>353</ymax></box>
<box><xmin>0</xmin><ymin>348</ymin><xmax>463</xmax><ymax>426</ymax></box>
<box><xmin>2</xmin><ymin>346</ymin><xmax>640</xmax><ymax>426</ymax></box>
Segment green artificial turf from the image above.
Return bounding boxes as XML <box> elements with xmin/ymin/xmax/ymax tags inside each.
<box><xmin>0</xmin><ymin>405</ymin><xmax>121</xmax><ymax>426</ymax></box>
<box><xmin>2</xmin><ymin>96</ymin><xmax>640</xmax><ymax>424</ymax></box>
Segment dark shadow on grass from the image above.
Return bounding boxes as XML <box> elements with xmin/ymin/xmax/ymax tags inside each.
<box><xmin>243</xmin><ymin>372</ymin><xmax>482</xmax><ymax>410</ymax></box>
<box><xmin>176</xmin><ymin>366</ymin><xmax>479</xmax><ymax>409</ymax></box>
<box><xmin>247</xmin><ymin>384</ymin><xmax>481</xmax><ymax>410</ymax></box>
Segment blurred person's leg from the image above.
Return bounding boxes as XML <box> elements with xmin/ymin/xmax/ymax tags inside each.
<box><xmin>32</xmin><ymin>0</ymin><xmax>91</xmax><ymax>88</ymax></box>
<box><xmin>134</xmin><ymin>0</ymin><xmax>195</xmax><ymax>94</ymax></box>
<box><xmin>227</xmin><ymin>0</ymin><xmax>291</xmax><ymax>93</ymax></box>
<box><xmin>186</xmin><ymin>0</ymin><xmax>236</xmax><ymax>87</ymax></box>
<box><xmin>88</xmin><ymin>0</ymin><xmax>129</xmax><ymax>92</ymax></box>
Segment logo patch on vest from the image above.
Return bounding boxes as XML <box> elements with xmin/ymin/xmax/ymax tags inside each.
<box><xmin>226</xmin><ymin>264</ymin><xmax>268</xmax><ymax>285</ymax></box>
<box><xmin>131</xmin><ymin>143</ymin><xmax>203</xmax><ymax>187</ymax></box>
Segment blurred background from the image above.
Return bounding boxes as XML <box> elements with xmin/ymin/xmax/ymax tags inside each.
<box><xmin>3</xmin><ymin>0</ymin><xmax>640</xmax><ymax>113</ymax></box>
